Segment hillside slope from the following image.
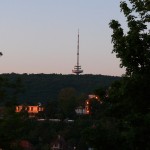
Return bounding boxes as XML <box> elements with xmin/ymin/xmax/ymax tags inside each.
<box><xmin>0</xmin><ymin>73</ymin><xmax>120</xmax><ymax>103</ymax></box>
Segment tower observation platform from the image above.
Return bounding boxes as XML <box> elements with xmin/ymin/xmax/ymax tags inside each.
<box><xmin>72</xmin><ymin>30</ymin><xmax>83</xmax><ymax>75</ymax></box>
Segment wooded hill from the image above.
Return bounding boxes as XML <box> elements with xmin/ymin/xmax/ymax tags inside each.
<box><xmin>0</xmin><ymin>73</ymin><xmax>120</xmax><ymax>104</ymax></box>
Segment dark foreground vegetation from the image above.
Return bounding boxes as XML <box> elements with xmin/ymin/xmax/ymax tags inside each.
<box><xmin>0</xmin><ymin>0</ymin><xmax>150</xmax><ymax>149</ymax></box>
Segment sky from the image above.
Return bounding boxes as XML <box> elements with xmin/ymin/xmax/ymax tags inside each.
<box><xmin>0</xmin><ymin>0</ymin><xmax>127</xmax><ymax>76</ymax></box>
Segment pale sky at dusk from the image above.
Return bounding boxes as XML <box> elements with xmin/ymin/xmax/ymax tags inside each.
<box><xmin>0</xmin><ymin>0</ymin><xmax>127</xmax><ymax>76</ymax></box>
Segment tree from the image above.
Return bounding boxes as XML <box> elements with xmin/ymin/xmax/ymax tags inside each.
<box><xmin>107</xmin><ymin>1</ymin><xmax>150</xmax><ymax>149</ymax></box>
<box><xmin>58</xmin><ymin>87</ymin><xmax>77</xmax><ymax>118</ymax></box>
<box><xmin>109</xmin><ymin>0</ymin><xmax>150</xmax><ymax>76</ymax></box>
<box><xmin>44</xmin><ymin>100</ymin><xmax>59</xmax><ymax>118</ymax></box>
<box><xmin>109</xmin><ymin>0</ymin><xmax>150</xmax><ymax>114</ymax></box>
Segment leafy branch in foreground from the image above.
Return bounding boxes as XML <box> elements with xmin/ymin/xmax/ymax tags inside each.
<box><xmin>109</xmin><ymin>0</ymin><xmax>150</xmax><ymax>76</ymax></box>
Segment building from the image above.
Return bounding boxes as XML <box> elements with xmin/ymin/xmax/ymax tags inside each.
<box><xmin>16</xmin><ymin>105</ymin><xmax>44</xmax><ymax>117</ymax></box>
<box><xmin>75</xmin><ymin>106</ymin><xmax>86</xmax><ymax>115</ymax></box>
<box><xmin>75</xmin><ymin>94</ymin><xmax>101</xmax><ymax>115</ymax></box>
<box><xmin>11</xmin><ymin>140</ymin><xmax>35</xmax><ymax>150</ymax></box>
<box><xmin>19</xmin><ymin>140</ymin><xmax>35</xmax><ymax>150</ymax></box>
<box><xmin>50</xmin><ymin>135</ymin><xmax>67</xmax><ymax>150</ymax></box>
<box><xmin>85</xmin><ymin>94</ymin><xmax>101</xmax><ymax>115</ymax></box>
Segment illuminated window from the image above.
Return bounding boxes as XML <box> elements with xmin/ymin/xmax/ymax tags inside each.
<box><xmin>31</xmin><ymin>107</ymin><xmax>33</xmax><ymax>111</ymax></box>
<box><xmin>87</xmin><ymin>110</ymin><xmax>90</xmax><ymax>114</ymax></box>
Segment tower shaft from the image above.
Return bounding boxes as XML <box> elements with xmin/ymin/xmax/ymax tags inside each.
<box><xmin>72</xmin><ymin>30</ymin><xmax>83</xmax><ymax>75</ymax></box>
<box><xmin>77</xmin><ymin>30</ymin><xmax>79</xmax><ymax>66</ymax></box>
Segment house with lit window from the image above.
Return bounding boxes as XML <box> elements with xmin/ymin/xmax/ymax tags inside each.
<box><xmin>75</xmin><ymin>94</ymin><xmax>101</xmax><ymax>115</ymax></box>
<box><xmin>85</xmin><ymin>94</ymin><xmax>101</xmax><ymax>114</ymax></box>
<box><xmin>75</xmin><ymin>106</ymin><xmax>86</xmax><ymax>115</ymax></box>
<box><xmin>16</xmin><ymin>105</ymin><xmax>44</xmax><ymax>117</ymax></box>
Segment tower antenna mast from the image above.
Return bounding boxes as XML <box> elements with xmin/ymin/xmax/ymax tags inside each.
<box><xmin>72</xmin><ymin>29</ymin><xmax>83</xmax><ymax>75</ymax></box>
<box><xmin>77</xmin><ymin>29</ymin><xmax>79</xmax><ymax>66</ymax></box>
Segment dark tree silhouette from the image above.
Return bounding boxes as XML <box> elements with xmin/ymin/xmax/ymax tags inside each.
<box><xmin>109</xmin><ymin>0</ymin><xmax>150</xmax><ymax>76</ymax></box>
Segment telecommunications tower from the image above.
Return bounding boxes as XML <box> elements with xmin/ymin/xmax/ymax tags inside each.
<box><xmin>72</xmin><ymin>30</ymin><xmax>83</xmax><ymax>75</ymax></box>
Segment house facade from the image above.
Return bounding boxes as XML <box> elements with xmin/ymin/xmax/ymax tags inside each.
<box><xmin>75</xmin><ymin>94</ymin><xmax>101</xmax><ymax>115</ymax></box>
<box><xmin>16</xmin><ymin>105</ymin><xmax>44</xmax><ymax>117</ymax></box>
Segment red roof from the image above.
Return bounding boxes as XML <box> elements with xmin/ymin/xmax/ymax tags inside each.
<box><xmin>19</xmin><ymin>140</ymin><xmax>35</xmax><ymax>150</ymax></box>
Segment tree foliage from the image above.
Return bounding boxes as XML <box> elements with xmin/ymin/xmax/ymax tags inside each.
<box><xmin>106</xmin><ymin>1</ymin><xmax>150</xmax><ymax>149</ymax></box>
<box><xmin>109</xmin><ymin>0</ymin><xmax>150</xmax><ymax>76</ymax></box>
<box><xmin>58</xmin><ymin>87</ymin><xmax>77</xmax><ymax>118</ymax></box>
<box><xmin>0</xmin><ymin>73</ymin><xmax>119</xmax><ymax>104</ymax></box>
